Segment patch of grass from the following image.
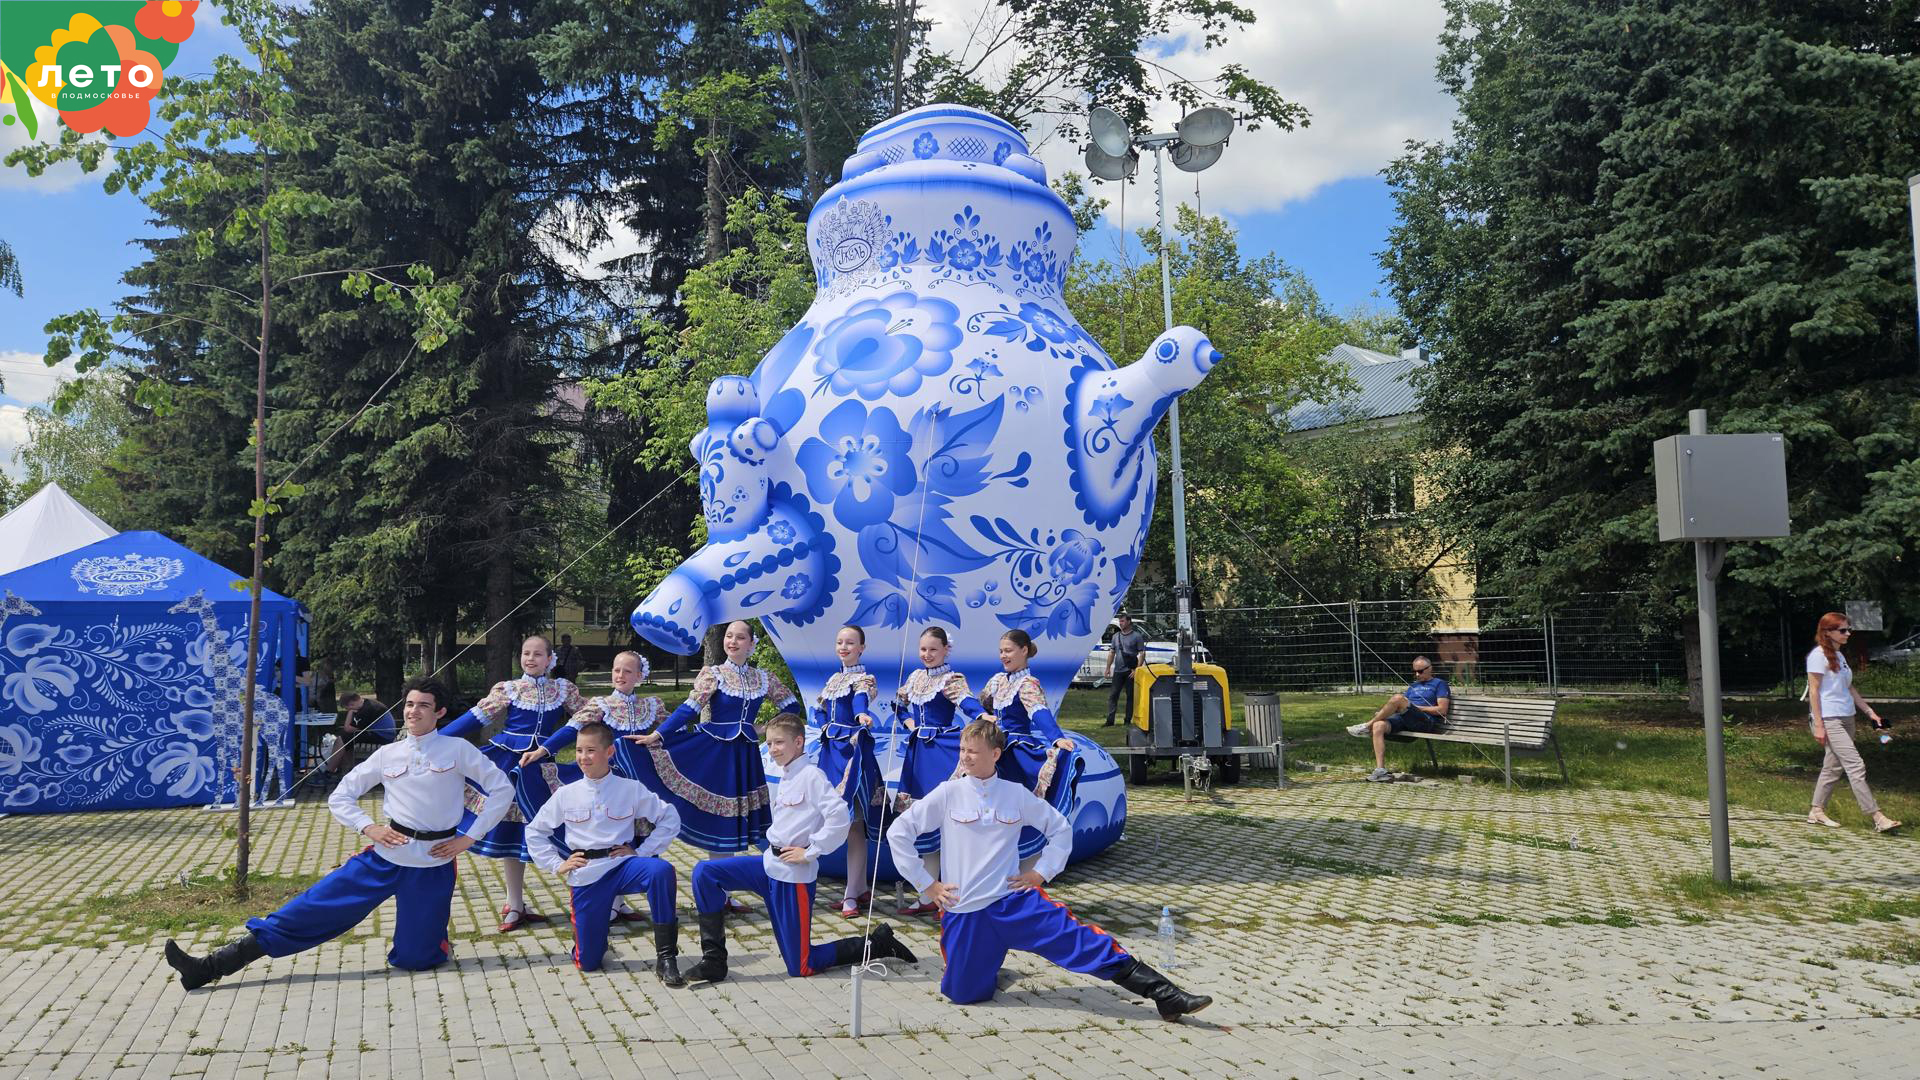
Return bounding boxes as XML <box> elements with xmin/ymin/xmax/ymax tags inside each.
<box><xmin>1843</xmin><ymin>934</ymin><xmax>1920</xmax><ymax>966</ymax></box>
<box><xmin>1731</xmin><ymin>838</ymin><xmax>1774</xmax><ymax>849</ymax></box>
<box><xmin>76</xmin><ymin>869</ymin><xmax>323</xmax><ymax>937</ymax></box>
<box><xmin>1195</xmin><ymin>809</ymin><xmax>1269</xmax><ymax>829</ymax></box>
<box><xmin>1266</xmin><ymin>846</ymin><xmax>1393</xmax><ymax>878</ymax></box>
<box><xmin>1831</xmin><ymin>895</ymin><xmax>1920</xmax><ymax>924</ymax></box>
<box><xmin>1662</xmin><ymin>872</ymin><xmax>1794</xmax><ymax>916</ymax></box>
<box><xmin>1483</xmin><ymin>828</ymin><xmax>1589</xmax><ymax>853</ymax></box>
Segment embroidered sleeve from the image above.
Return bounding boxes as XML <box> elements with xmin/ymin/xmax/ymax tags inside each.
<box><xmin>691</xmin><ymin>667</ymin><xmax>718</xmax><ymax>706</ymax></box>
<box><xmin>568</xmin><ymin>698</ymin><xmax>605</xmax><ymax>728</ymax></box>
<box><xmin>440</xmin><ymin>681</ymin><xmax>510</xmax><ymax>739</ymax></box>
<box><xmin>767</xmin><ymin>675</ymin><xmax>798</xmax><ymax>709</ymax></box>
<box><xmin>942</xmin><ymin>672</ymin><xmax>972</xmax><ymax>704</ymax></box>
<box><xmin>561</xmin><ymin>679</ymin><xmax>587</xmax><ymax>716</ymax></box>
<box><xmin>1020</xmin><ymin>677</ymin><xmax>1065</xmax><ymax>740</ymax></box>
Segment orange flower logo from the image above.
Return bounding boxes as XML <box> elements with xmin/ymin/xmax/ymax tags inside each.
<box><xmin>134</xmin><ymin>1</ymin><xmax>198</xmax><ymax>46</ymax></box>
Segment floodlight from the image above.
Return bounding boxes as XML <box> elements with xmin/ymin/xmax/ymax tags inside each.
<box><xmin>1085</xmin><ymin>144</ymin><xmax>1139</xmax><ymax>181</ymax></box>
<box><xmin>1176</xmin><ymin>106</ymin><xmax>1235</xmax><ymax>148</ymax></box>
<box><xmin>1169</xmin><ymin>141</ymin><xmax>1223</xmax><ymax>173</ymax></box>
<box><xmin>1088</xmin><ymin>106</ymin><xmax>1131</xmax><ymax>157</ymax></box>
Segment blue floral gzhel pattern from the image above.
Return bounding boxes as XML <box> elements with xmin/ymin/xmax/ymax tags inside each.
<box><xmin>811</xmin><ymin>290</ymin><xmax>962</xmax><ymax>400</ymax></box>
<box><xmin>912</xmin><ymin>132</ymin><xmax>939</xmax><ymax>159</ymax></box>
<box><xmin>809</xmin><ymin>198</ymin><xmax>1070</xmax><ymax>300</ymax></box>
<box><xmin>796</xmin><ymin>400</ymin><xmax>915</xmax><ymax>528</ymax></box>
<box><xmin>0</xmin><ymin>607</ymin><xmax>290</xmax><ymax>811</ymax></box>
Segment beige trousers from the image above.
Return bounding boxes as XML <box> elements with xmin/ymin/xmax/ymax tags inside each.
<box><xmin>1811</xmin><ymin>714</ymin><xmax>1879</xmax><ymax>816</ymax></box>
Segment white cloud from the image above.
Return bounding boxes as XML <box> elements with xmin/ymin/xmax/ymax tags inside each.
<box><xmin>0</xmin><ymin>404</ymin><xmax>31</xmax><ymax>479</ymax></box>
<box><xmin>920</xmin><ymin>0</ymin><xmax>1456</xmax><ymax>220</ymax></box>
<box><xmin>0</xmin><ymin>350</ymin><xmax>80</xmax><ymax>408</ymax></box>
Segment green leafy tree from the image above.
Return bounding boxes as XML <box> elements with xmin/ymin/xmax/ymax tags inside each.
<box><xmin>1383</xmin><ymin>0</ymin><xmax>1920</xmax><ymax>701</ymax></box>
<box><xmin>14</xmin><ymin>370</ymin><xmax>135</xmax><ymax>515</ymax></box>
<box><xmin>0</xmin><ymin>236</ymin><xmax>20</xmax><ymax>296</ymax></box>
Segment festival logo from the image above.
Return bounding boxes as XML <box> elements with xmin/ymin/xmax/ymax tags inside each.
<box><xmin>0</xmin><ymin>1</ymin><xmax>198</xmax><ymax>139</ymax></box>
<box><xmin>70</xmin><ymin>553</ymin><xmax>185</xmax><ymax>596</ymax></box>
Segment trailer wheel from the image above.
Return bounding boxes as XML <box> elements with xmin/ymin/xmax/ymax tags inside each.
<box><xmin>1215</xmin><ymin>754</ymin><xmax>1241</xmax><ymax>785</ymax></box>
<box><xmin>1128</xmin><ymin>752</ymin><xmax>1150</xmax><ymax>785</ymax></box>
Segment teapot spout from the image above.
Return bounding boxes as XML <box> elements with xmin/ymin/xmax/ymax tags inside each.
<box><xmin>1065</xmin><ymin>326</ymin><xmax>1221</xmax><ymax>529</ymax></box>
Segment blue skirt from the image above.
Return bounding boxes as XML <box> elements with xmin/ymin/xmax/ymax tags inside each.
<box><xmin>461</xmin><ymin>741</ymin><xmax>579</xmax><ymax>861</ymax></box>
<box><xmin>815</xmin><ymin>726</ymin><xmax>884</xmax><ymax>839</ymax></box>
<box><xmin>900</xmin><ymin>728</ymin><xmax>963</xmax><ymax>855</ymax></box>
<box><xmin>997</xmin><ymin>733</ymin><xmax>1083</xmax><ymax>859</ymax></box>
<box><xmin>645</xmin><ymin>730</ymin><xmax>771</xmax><ymax>855</ymax></box>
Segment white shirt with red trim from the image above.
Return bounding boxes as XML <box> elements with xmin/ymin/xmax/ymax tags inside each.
<box><xmin>886</xmin><ymin>773</ymin><xmax>1072</xmax><ymax>914</ymax></box>
<box><xmin>525</xmin><ymin>771</ymin><xmax>681</xmax><ymax>887</ymax></box>
<box><xmin>764</xmin><ymin>756</ymin><xmax>851</xmax><ymax>885</ymax></box>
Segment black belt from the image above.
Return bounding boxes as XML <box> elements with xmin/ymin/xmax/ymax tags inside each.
<box><xmin>573</xmin><ymin>847</ymin><xmax>619</xmax><ymax>859</ymax></box>
<box><xmin>390</xmin><ymin>821</ymin><xmax>459</xmax><ymax>841</ymax></box>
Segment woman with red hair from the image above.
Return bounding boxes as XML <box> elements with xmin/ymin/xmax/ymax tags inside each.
<box><xmin>1806</xmin><ymin>612</ymin><xmax>1900</xmax><ymax>833</ymax></box>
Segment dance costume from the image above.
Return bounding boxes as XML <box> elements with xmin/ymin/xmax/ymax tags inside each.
<box><xmin>894</xmin><ymin>665</ymin><xmax>985</xmax><ymax>854</ymax></box>
<box><xmin>442</xmin><ymin>674</ymin><xmax>586</xmax><ymax>860</ymax></box>
<box><xmin>812</xmin><ymin>665</ymin><xmax>884</xmax><ymax>838</ymax></box>
<box><xmin>685</xmin><ymin>755</ymin><xmax>912</xmax><ymax>978</ymax></box>
<box><xmin>249</xmin><ymin>732</ymin><xmax>513</xmax><ymax>970</ymax></box>
<box><xmin>541</xmin><ymin>689</ymin><xmax>670</xmax><ymax>800</ymax></box>
<box><xmin>647</xmin><ymin>662</ymin><xmax>796</xmax><ymax>853</ymax></box>
<box><xmin>978</xmin><ymin>668</ymin><xmax>1082</xmax><ymax>857</ymax></box>
<box><xmin>525</xmin><ymin>771</ymin><xmax>681</xmax><ymax>973</ymax></box>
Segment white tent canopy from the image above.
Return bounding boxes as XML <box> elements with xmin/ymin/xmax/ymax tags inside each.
<box><xmin>0</xmin><ymin>482</ymin><xmax>117</xmax><ymax>576</ymax></box>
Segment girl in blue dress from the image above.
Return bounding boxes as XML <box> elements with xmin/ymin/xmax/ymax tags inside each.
<box><xmin>518</xmin><ymin>649</ymin><xmax>670</xmax><ymax>926</ymax></box>
<box><xmin>812</xmin><ymin>624</ymin><xmax>883</xmax><ymax>917</ymax></box>
<box><xmin>977</xmin><ymin>629</ymin><xmax>1082</xmax><ymax>861</ymax></box>
<box><xmin>441</xmin><ymin>635</ymin><xmax>586</xmax><ymax>931</ymax></box>
<box><xmin>630</xmin><ymin>620</ymin><xmax>797</xmax><ymax>864</ymax></box>
<box><xmin>891</xmin><ymin>625</ymin><xmax>984</xmax><ymax>915</ymax></box>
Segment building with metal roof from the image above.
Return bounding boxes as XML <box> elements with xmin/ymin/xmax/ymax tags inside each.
<box><xmin>1279</xmin><ymin>344</ymin><xmax>1430</xmax><ymax>434</ymax></box>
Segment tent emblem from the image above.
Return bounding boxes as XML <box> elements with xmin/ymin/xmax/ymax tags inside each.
<box><xmin>69</xmin><ymin>554</ymin><xmax>186</xmax><ymax>597</ymax></box>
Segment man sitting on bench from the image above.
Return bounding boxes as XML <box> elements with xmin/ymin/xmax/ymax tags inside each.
<box><xmin>1351</xmin><ymin>657</ymin><xmax>1450</xmax><ymax>782</ymax></box>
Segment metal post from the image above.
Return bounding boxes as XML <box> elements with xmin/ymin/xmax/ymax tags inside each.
<box><xmin>1908</xmin><ymin>174</ymin><xmax>1920</xmax><ymax>374</ymax></box>
<box><xmin>1544</xmin><ymin>613</ymin><xmax>1556</xmax><ymax>696</ymax></box>
<box><xmin>1349</xmin><ymin>602</ymin><xmax>1362</xmax><ymax>694</ymax></box>
<box><xmin>850</xmin><ymin>965</ymin><xmax>864</xmax><ymax>1037</ymax></box>
<box><xmin>1153</xmin><ymin>141</ymin><xmax>1198</xmax><ymax>744</ymax></box>
<box><xmin>1690</xmin><ymin>409</ymin><xmax>1733</xmax><ymax>885</ymax></box>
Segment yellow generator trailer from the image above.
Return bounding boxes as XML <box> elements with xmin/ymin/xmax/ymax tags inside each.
<box><xmin>1116</xmin><ymin>660</ymin><xmax>1249</xmax><ymax>785</ymax></box>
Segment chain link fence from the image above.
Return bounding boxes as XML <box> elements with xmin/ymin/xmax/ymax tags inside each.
<box><xmin>1127</xmin><ymin>594</ymin><xmax>1810</xmax><ymax>698</ymax></box>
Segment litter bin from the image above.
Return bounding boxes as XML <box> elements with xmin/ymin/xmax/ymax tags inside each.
<box><xmin>1243</xmin><ymin>692</ymin><xmax>1280</xmax><ymax>769</ymax></box>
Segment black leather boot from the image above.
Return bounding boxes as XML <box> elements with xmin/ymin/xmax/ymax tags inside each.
<box><xmin>164</xmin><ymin>934</ymin><xmax>265</xmax><ymax>991</ymax></box>
<box><xmin>653</xmin><ymin>921</ymin><xmax>685</xmax><ymax>988</ymax></box>
<box><xmin>1110</xmin><ymin>957</ymin><xmax>1212</xmax><ymax>1021</ymax></box>
<box><xmin>679</xmin><ymin>912</ymin><xmax>728</xmax><ymax>985</ymax></box>
<box><xmin>866</xmin><ymin>923</ymin><xmax>917</xmax><ymax>964</ymax></box>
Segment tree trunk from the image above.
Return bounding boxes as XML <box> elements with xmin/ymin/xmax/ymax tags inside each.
<box><xmin>374</xmin><ymin>646</ymin><xmax>404</xmax><ymax>706</ymax></box>
<box><xmin>1682</xmin><ymin>617</ymin><xmax>1704</xmax><ymax>714</ymax></box>
<box><xmin>704</xmin><ymin>119</ymin><xmax>727</xmax><ymax>262</ymax></box>
<box><xmin>891</xmin><ymin>0</ymin><xmax>914</xmax><ymax>115</ymax></box>
<box><xmin>485</xmin><ymin>502</ymin><xmax>517</xmax><ymax>686</ymax></box>
<box><xmin>702</xmin><ymin>623</ymin><xmax>725</xmax><ymax>667</ymax></box>
<box><xmin>440</xmin><ymin>614</ymin><xmax>459</xmax><ymax>698</ymax></box>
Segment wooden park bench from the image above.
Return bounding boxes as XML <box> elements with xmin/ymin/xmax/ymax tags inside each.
<box><xmin>1387</xmin><ymin>696</ymin><xmax>1566</xmax><ymax>788</ymax></box>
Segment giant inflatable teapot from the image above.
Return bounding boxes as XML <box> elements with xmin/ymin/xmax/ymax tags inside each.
<box><xmin>632</xmin><ymin>103</ymin><xmax>1220</xmax><ymax>716</ymax></box>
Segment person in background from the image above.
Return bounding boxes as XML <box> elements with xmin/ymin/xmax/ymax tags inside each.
<box><xmin>1807</xmin><ymin>612</ymin><xmax>1900</xmax><ymax>833</ymax></box>
<box><xmin>1350</xmin><ymin>656</ymin><xmax>1450</xmax><ymax>782</ymax></box>
<box><xmin>1103</xmin><ymin>612</ymin><xmax>1149</xmax><ymax>727</ymax></box>
<box><xmin>327</xmin><ymin>691</ymin><xmax>395</xmax><ymax>775</ymax></box>
<box><xmin>553</xmin><ymin>634</ymin><xmax>586</xmax><ymax>682</ymax></box>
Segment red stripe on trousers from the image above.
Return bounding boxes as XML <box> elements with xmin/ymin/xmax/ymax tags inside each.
<box><xmin>1035</xmin><ymin>886</ymin><xmax>1125</xmax><ymax>954</ymax></box>
<box><xmin>796</xmin><ymin>881</ymin><xmax>814</xmax><ymax>976</ymax></box>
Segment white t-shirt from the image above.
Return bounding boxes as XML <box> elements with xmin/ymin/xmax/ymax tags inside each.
<box><xmin>1806</xmin><ymin>647</ymin><xmax>1855</xmax><ymax>719</ymax></box>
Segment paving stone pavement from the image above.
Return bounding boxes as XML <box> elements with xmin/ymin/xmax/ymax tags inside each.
<box><xmin>3</xmin><ymin>774</ymin><xmax>1919</xmax><ymax>1078</ymax></box>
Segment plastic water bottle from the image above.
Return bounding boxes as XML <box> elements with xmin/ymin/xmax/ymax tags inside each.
<box><xmin>1880</xmin><ymin>730</ymin><xmax>1893</xmax><ymax>746</ymax></box>
<box><xmin>1157</xmin><ymin>906</ymin><xmax>1178</xmax><ymax>968</ymax></box>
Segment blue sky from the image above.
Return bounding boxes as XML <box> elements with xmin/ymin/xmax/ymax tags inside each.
<box><xmin>1</xmin><ymin>0</ymin><xmax>1454</xmax><ymax>471</ymax></box>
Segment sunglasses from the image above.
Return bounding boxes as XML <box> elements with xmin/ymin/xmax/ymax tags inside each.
<box><xmin>1833</xmin><ymin>628</ymin><xmax>1852</xmax><ymax>635</ymax></box>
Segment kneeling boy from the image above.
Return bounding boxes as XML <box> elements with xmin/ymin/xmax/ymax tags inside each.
<box><xmin>681</xmin><ymin>712</ymin><xmax>916</xmax><ymax>984</ymax></box>
<box><xmin>163</xmin><ymin>677</ymin><xmax>513</xmax><ymax>989</ymax></box>
<box><xmin>886</xmin><ymin>717</ymin><xmax>1212</xmax><ymax>1020</ymax></box>
<box><xmin>525</xmin><ymin>720</ymin><xmax>684</xmax><ymax>982</ymax></box>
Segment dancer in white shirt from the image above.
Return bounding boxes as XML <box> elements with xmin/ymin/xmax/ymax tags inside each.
<box><xmin>680</xmin><ymin>712</ymin><xmax>916</xmax><ymax>984</ymax></box>
<box><xmin>162</xmin><ymin>678</ymin><xmax>512</xmax><ymax>989</ymax></box>
<box><xmin>526</xmin><ymin>721</ymin><xmax>686</xmax><ymax>981</ymax></box>
<box><xmin>887</xmin><ymin>717</ymin><xmax>1212</xmax><ymax>1020</ymax></box>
